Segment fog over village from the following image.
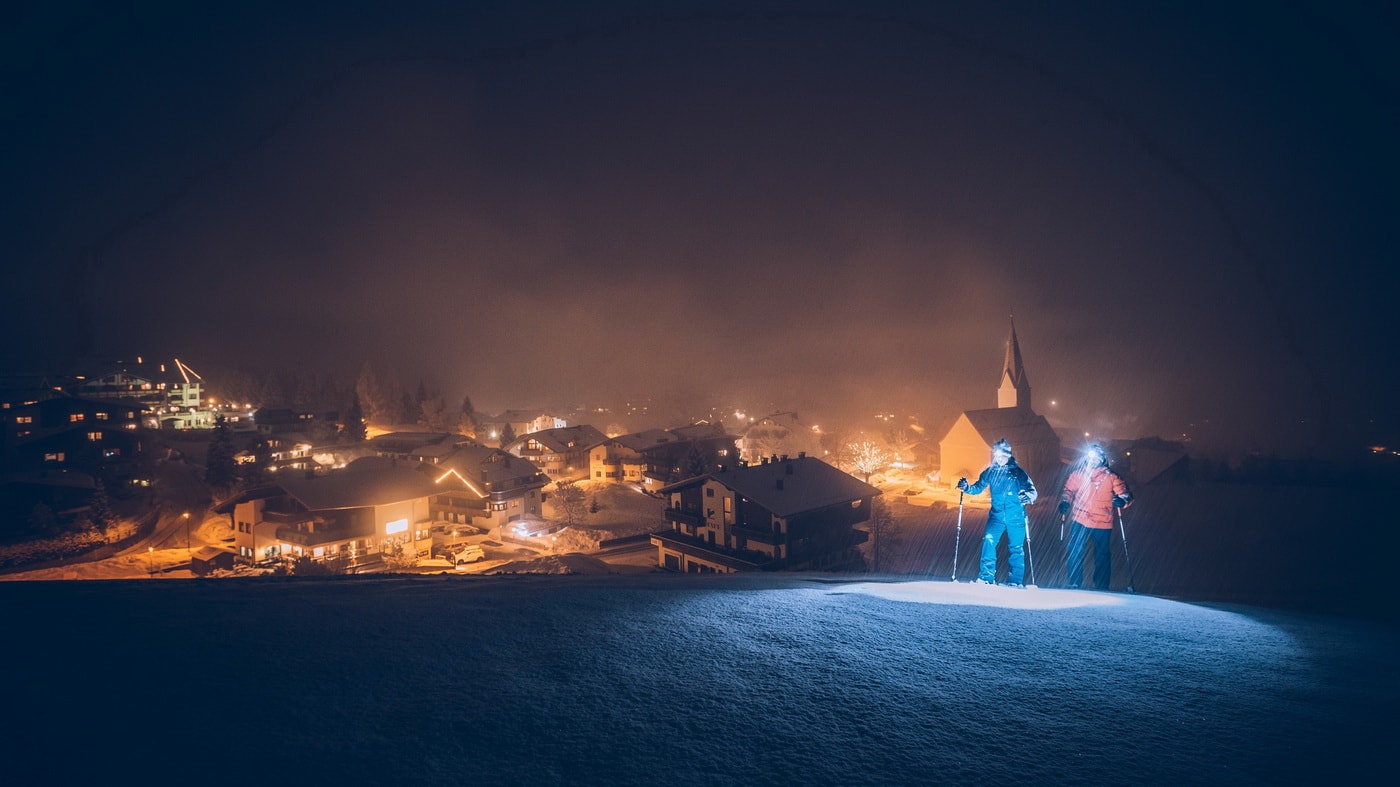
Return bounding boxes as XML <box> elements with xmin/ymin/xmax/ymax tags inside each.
<box><xmin>3</xmin><ymin>3</ymin><xmax>1397</xmax><ymax>783</ymax></box>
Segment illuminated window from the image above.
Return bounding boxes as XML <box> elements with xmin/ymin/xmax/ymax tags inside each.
<box><xmin>88</xmin><ymin>431</ymin><xmax>102</xmax><ymax>441</ymax></box>
<box><xmin>96</xmin><ymin>412</ymin><xmax>108</xmax><ymax>420</ymax></box>
<box><xmin>70</xmin><ymin>413</ymin><xmax>86</xmax><ymax>423</ymax></box>
<box><xmin>44</xmin><ymin>452</ymin><xmax>65</xmax><ymax>462</ymax></box>
<box><xmin>15</xmin><ymin>416</ymin><xmax>32</xmax><ymax>424</ymax></box>
<box><xmin>385</xmin><ymin>518</ymin><xmax>408</xmax><ymax>535</ymax></box>
<box><xmin>490</xmin><ymin>502</ymin><xmax>507</xmax><ymax>512</ymax></box>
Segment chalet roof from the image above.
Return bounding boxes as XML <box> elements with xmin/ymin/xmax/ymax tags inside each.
<box><xmin>367</xmin><ymin>431</ymin><xmax>461</xmax><ymax>454</ymax></box>
<box><xmin>435</xmin><ymin>445</ymin><xmax>546</xmax><ymax>488</ymax></box>
<box><xmin>274</xmin><ymin>456</ymin><xmax>439</xmax><ymax>511</ymax></box>
<box><xmin>517</xmin><ymin>425</ymin><xmax>607</xmax><ymax>453</ymax></box>
<box><xmin>611</xmin><ymin>429</ymin><xmax>677</xmax><ymax>452</ymax></box>
<box><xmin>493</xmin><ymin>409</ymin><xmax>547</xmax><ymax>422</ymax></box>
<box><xmin>667</xmin><ymin>422</ymin><xmax>731</xmax><ymax>441</ymax></box>
<box><xmin>663</xmin><ymin>456</ymin><xmax>881</xmax><ymax>518</ymax></box>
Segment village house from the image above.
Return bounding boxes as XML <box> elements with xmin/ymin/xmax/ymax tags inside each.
<box><xmin>589</xmin><ymin>428</ymin><xmax>677</xmax><ymax>487</ymax></box>
<box><xmin>588</xmin><ymin>423</ymin><xmax>737</xmax><ymax>490</ymax></box>
<box><xmin>480</xmin><ymin>409</ymin><xmax>569</xmax><ymax>444</ymax></box>
<box><xmin>426</xmin><ymin>444</ymin><xmax>549</xmax><ymax>538</ymax></box>
<box><xmin>504</xmin><ymin>424</ymin><xmax>606</xmax><ymax>482</ymax></box>
<box><xmin>218</xmin><ymin>455</ymin><xmax>438</xmax><ymax>572</ymax></box>
<box><xmin>651</xmin><ymin>454</ymin><xmax>879</xmax><ymax>573</ymax></box>
<box><xmin>735</xmin><ymin>412</ymin><xmax>824</xmax><ymax>466</ymax></box>
<box><xmin>67</xmin><ymin>357</ymin><xmax>210</xmax><ymax>429</ymax></box>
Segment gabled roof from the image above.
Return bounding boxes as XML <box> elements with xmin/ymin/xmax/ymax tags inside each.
<box><xmin>516</xmin><ymin>425</ymin><xmax>607</xmax><ymax>453</ymax></box>
<box><xmin>955</xmin><ymin>407</ymin><xmax>1060</xmax><ymax>447</ymax></box>
<box><xmin>434</xmin><ymin>445</ymin><xmax>547</xmax><ymax>490</ymax></box>
<box><xmin>274</xmin><ymin>456</ymin><xmax>438</xmax><ymax>511</ymax></box>
<box><xmin>663</xmin><ymin>456</ymin><xmax>880</xmax><ymax>518</ymax></box>
<box><xmin>667</xmin><ymin>422</ymin><xmax>731</xmax><ymax>441</ymax></box>
<box><xmin>367</xmin><ymin>431</ymin><xmax>462</xmax><ymax>455</ymax></box>
<box><xmin>493</xmin><ymin>409</ymin><xmax>547</xmax><ymax>422</ymax></box>
<box><xmin>610</xmin><ymin>429</ymin><xmax>677</xmax><ymax>452</ymax></box>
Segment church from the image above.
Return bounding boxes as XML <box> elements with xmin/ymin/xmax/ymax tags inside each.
<box><xmin>938</xmin><ymin>319</ymin><xmax>1063</xmax><ymax>491</ymax></box>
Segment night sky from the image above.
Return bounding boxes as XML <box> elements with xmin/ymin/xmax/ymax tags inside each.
<box><xmin>5</xmin><ymin>1</ymin><xmax>1396</xmax><ymax>457</ymax></box>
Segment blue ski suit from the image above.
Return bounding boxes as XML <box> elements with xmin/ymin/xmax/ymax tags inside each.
<box><xmin>963</xmin><ymin>457</ymin><xmax>1038</xmax><ymax>584</ymax></box>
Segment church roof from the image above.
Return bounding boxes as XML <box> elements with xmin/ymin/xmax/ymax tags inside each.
<box><xmin>957</xmin><ymin>407</ymin><xmax>1060</xmax><ymax>447</ymax></box>
<box><xmin>1001</xmin><ymin>319</ymin><xmax>1029</xmax><ymax>388</ymax></box>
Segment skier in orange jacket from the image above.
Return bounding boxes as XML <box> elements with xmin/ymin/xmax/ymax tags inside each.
<box><xmin>1058</xmin><ymin>444</ymin><xmax>1132</xmax><ymax>590</ymax></box>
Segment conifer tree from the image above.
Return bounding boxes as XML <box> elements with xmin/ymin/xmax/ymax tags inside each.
<box><xmin>89</xmin><ymin>475</ymin><xmax>117</xmax><ymax>531</ymax></box>
<box><xmin>204</xmin><ymin>415</ymin><xmax>238</xmax><ymax>490</ymax></box>
<box><xmin>342</xmin><ymin>393</ymin><xmax>367</xmax><ymax>441</ymax></box>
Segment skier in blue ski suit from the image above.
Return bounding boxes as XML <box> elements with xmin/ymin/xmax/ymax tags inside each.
<box><xmin>958</xmin><ymin>438</ymin><xmax>1038</xmax><ymax>587</ymax></box>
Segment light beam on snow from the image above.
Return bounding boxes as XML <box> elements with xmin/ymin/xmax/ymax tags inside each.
<box><xmin>842</xmin><ymin>580</ymin><xmax>1128</xmax><ymax>610</ymax></box>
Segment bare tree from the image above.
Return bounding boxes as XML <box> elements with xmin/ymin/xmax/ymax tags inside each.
<box><xmin>848</xmin><ymin>440</ymin><xmax>891</xmax><ymax>484</ymax></box>
<box><xmin>552</xmin><ymin>479</ymin><xmax>587</xmax><ymax>527</ymax></box>
<box><xmin>883</xmin><ymin>428</ymin><xmax>919</xmax><ymax>468</ymax></box>
<box><xmin>867</xmin><ymin>496</ymin><xmax>897</xmax><ymax>573</ymax></box>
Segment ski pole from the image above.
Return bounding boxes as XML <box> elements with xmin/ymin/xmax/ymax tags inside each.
<box><xmin>1059</xmin><ymin>514</ymin><xmax>1065</xmax><ymax>542</ymax></box>
<box><xmin>1023</xmin><ymin>510</ymin><xmax>1036</xmax><ymax>587</ymax></box>
<box><xmin>1116</xmin><ymin>505</ymin><xmax>1136</xmax><ymax>594</ymax></box>
<box><xmin>951</xmin><ymin>491</ymin><xmax>963</xmax><ymax>581</ymax></box>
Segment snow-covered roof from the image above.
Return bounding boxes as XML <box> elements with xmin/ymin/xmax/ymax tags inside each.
<box><xmin>273</xmin><ymin>456</ymin><xmax>438</xmax><ymax>510</ymax></box>
<box><xmin>609</xmin><ymin>429</ymin><xmax>678</xmax><ymax>452</ymax></box>
<box><xmin>515</xmin><ymin>425</ymin><xmax>607</xmax><ymax>453</ymax></box>
<box><xmin>665</xmin><ymin>455</ymin><xmax>881</xmax><ymax>518</ymax></box>
<box><xmin>957</xmin><ymin>407</ymin><xmax>1060</xmax><ymax>447</ymax></box>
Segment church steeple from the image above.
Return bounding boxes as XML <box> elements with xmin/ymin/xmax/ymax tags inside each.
<box><xmin>997</xmin><ymin>317</ymin><xmax>1032</xmax><ymax>409</ymax></box>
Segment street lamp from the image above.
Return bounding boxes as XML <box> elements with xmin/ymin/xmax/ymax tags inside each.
<box><xmin>147</xmin><ymin>546</ymin><xmax>155</xmax><ymax>576</ymax></box>
<box><xmin>182</xmin><ymin>511</ymin><xmax>191</xmax><ymax>556</ymax></box>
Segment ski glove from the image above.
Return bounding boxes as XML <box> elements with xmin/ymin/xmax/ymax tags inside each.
<box><xmin>1112</xmin><ymin>495</ymin><xmax>1127</xmax><ymax>508</ymax></box>
<box><xmin>1018</xmin><ymin>491</ymin><xmax>1031</xmax><ymax>505</ymax></box>
<box><xmin>1058</xmin><ymin>500</ymin><xmax>1071</xmax><ymax>516</ymax></box>
<box><xmin>957</xmin><ymin>477</ymin><xmax>969</xmax><ymax>492</ymax></box>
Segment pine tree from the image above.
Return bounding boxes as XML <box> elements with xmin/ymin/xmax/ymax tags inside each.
<box><xmin>457</xmin><ymin>395</ymin><xmax>479</xmax><ymax>439</ymax></box>
<box><xmin>500</xmin><ymin>422</ymin><xmax>516</xmax><ymax>446</ymax></box>
<box><xmin>204</xmin><ymin>415</ymin><xmax>238</xmax><ymax>490</ymax></box>
<box><xmin>342</xmin><ymin>393</ymin><xmax>367</xmax><ymax>441</ymax></box>
<box><xmin>89</xmin><ymin>475</ymin><xmax>117</xmax><ymax>531</ymax></box>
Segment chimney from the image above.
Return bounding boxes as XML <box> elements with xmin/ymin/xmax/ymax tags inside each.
<box><xmin>798</xmin><ymin>451</ymin><xmax>806</xmax><ymax>458</ymax></box>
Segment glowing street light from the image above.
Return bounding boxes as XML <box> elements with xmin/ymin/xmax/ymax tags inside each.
<box><xmin>147</xmin><ymin>546</ymin><xmax>155</xmax><ymax>576</ymax></box>
<box><xmin>182</xmin><ymin>511</ymin><xmax>192</xmax><ymax>555</ymax></box>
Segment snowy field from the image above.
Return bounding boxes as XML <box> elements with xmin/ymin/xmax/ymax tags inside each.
<box><xmin>2</xmin><ymin>572</ymin><xmax>1394</xmax><ymax>785</ymax></box>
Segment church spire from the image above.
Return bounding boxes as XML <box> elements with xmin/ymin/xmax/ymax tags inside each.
<box><xmin>997</xmin><ymin>316</ymin><xmax>1032</xmax><ymax>409</ymax></box>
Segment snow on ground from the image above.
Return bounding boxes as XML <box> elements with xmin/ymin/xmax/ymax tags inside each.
<box><xmin>1</xmin><ymin>573</ymin><xmax>1393</xmax><ymax>785</ymax></box>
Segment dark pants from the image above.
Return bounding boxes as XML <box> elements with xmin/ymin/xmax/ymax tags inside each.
<box><xmin>980</xmin><ymin>514</ymin><xmax>1026</xmax><ymax>584</ymax></box>
<box><xmin>1067</xmin><ymin>521</ymin><xmax>1112</xmax><ymax>589</ymax></box>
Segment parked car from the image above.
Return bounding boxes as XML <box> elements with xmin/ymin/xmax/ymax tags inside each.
<box><xmin>452</xmin><ymin>544</ymin><xmax>486</xmax><ymax>565</ymax></box>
